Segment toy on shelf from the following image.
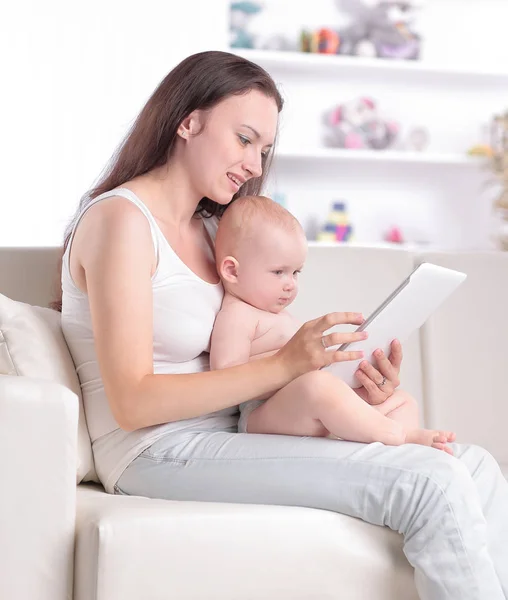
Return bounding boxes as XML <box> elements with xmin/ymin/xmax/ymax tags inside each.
<box><xmin>467</xmin><ymin>144</ymin><xmax>494</xmax><ymax>158</ymax></box>
<box><xmin>301</xmin><ymin>28</ymin><xmax>341</xmax><ymax>54</ymax></box>
<box><xmin>401</xmin><ymin>126</ymin><xmax>430</xmax><ymax>152</ymax></box>
<box><xmin>384</xmin><ymin>226</ymin><xmax>405</xmax><ymax>244</ymax></box>
<box><xmin>317</xmin><ymin>201</ymin><xmax>354</xmax><ymax>242</ymax></box>
<box><xmin>333</xmin><ymin>0</ymin><xmax>422</xmax><ymax>60</ymax></box>
<box><xmin>230</xmin><ymin>1</ymin><xmax>263</xmax><ymax>49</ymax></box>
<box><xmin>230</xmin><ymin>1</ymin><xmax>295</xmax><ymax>51</ymax></box>
<box><xmin>323</xmin><ymin>97</ymin><xmax>399</xmax><ymax>150</ymax></box>
<box><xmin>467</xmin><ymin>119</ymin><xmax>498</xmax><ymax>158</ymax></box>
<box><xmin>317</xmin><ymin>223</ymin><xmax>340</xmax><ymax>242</ymax></box>
<box><xmin>272</xmin><ymin>192</ymin><xmax>287</xmax><ymax>208</ymax></box>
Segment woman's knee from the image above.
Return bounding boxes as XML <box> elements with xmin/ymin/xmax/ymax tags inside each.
<box><xmin>412</xmin><ymin>445</ymin><xmax>473</xmax><ymax>491</ymax></box>
<box><xmin>452</xmin><ymin>442</ymin><xmax>504</xmax><ymax>478</ymax></box>
<box><xmin>362</xmin><ymin>446</ymin><xmax>476</xmax><ymax>532</ymax></box>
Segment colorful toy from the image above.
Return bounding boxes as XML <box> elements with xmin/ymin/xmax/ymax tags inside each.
<box><xmin>317</xmin><ymin>223</ymin><xmax>339</xmax><ymax>242</ymax></box>
<box><xmin>334</xmin><ymin>0</ymin><xmax>422</xmax><ymax>60</ymax></box>
<box><xmin>301</xmin><ymin>28</ymin><xmax>341</xmax><ymax>54</ymax></box>
<box><xmin>229</xmin><ymin>1</ymin><xmax>263</xmax><ymax>49</ymax></box>
<box><xmin>232</xmin><ymin>1</ymin><xmax>294</xmax><ymax>51</ymax></box>
<box><xmin>323</xmin><ymin>97</ymin><xmax>399</xmax><ymax>151</ymax></box>
<box><xmin>317</xmin><ymin>201</ymin><xmax>354</xmax><ymax>242</ymax></box>
<box><xmin>384</xmin><ymin>226</ymin><xmax>404</xmax><ymax>244</ymax></box>
<box><xmin>467</xmin><ymin>144</ymin><xmax>494</xmax><ymax>158</ymax></box>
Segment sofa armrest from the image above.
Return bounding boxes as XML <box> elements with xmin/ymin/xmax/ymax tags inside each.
<box><xmin>0</xmin><ymin>376</ymin><xmax>78</xmax><ymax>600</ymax></box>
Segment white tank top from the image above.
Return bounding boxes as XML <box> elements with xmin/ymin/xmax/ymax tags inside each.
<box><xmin>61</xmin><ymin>187</ymin><xmax>236</xmax><ymax>493</ymax></box>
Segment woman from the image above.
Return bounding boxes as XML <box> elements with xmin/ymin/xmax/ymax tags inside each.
<box><xmin>54</xmin><ymin>50</ymin><xmax>508</xmax><ymax>600</ymax></box>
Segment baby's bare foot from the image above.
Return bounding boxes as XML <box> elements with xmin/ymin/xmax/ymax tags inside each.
<box><xmin>405</xmin><ymin>429</ymin><xmax>456</xmax><ymax>455</ymax></box>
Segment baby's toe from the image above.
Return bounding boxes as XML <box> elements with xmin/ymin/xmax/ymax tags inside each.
<box><xmin>432</xmin><ymin>441</ymin><xmax>454</xmax><ymax>456</ymax></box>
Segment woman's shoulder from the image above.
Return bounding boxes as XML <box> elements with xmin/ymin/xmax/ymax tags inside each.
<box><xmin>80</xmin><ymin>195</ymin><xmax>152</xmax><ymax>241</ymax></box>
<box><xmin>73</xmin><ymin>195</ymin><xmax>157</xmax><ymax>268</ymax></box>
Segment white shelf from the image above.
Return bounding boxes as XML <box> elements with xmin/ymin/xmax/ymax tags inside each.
<box><xmin>275</xmin><ymin>147</ymin><xmax>486</xmax><ymax>167</ymax></box>
<box><xmin>234</xmin><ymin>49</ymin><xmax>508</xmax><ymax>84</ymax></box>
<box><xmin>307</xmin><ymin>241</ymin><xmax>426</xmax><ymax>251</ymax></box>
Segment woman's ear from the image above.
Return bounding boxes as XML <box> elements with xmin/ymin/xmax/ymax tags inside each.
<box><xmin>220</xmin><ymin>256</ymin><xmax>239</xmax><ymax>283</ymax></box>
<box><xmin>179</xmin><ymin>110</ymin><xmax>203</xmax><ymax>138</ymax></box>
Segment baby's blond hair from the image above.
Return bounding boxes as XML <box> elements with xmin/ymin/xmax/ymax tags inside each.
<box><xmin>215</xmin><ymin>195</ymin><xmax>304</xmax><ymax>262</ymax></box>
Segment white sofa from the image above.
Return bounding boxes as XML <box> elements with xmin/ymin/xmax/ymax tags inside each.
<box><xmin>1</xmin><ymin>245</ymin><xmax>507</xmax><ymax>600</ymax></box>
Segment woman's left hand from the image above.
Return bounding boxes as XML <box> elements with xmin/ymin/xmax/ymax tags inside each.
<box><xmin>354</xmin><ymin>339</ymin><xmax>403</xmax><ymax>405</ymax></box>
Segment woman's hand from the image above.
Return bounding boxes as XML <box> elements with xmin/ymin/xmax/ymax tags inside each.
<box><xmin>354</xmin><ymin>339</ymin><xmax>403</xmax><ymax>405</ymax></box>
<box><xmin>276</xmin><ymin>312</ymin><xmax>368</xmax><ymax>379</ymax></box>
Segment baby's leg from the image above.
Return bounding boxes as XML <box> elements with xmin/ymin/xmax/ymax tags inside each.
<box><xmin>371</xmin><ymin>390</ymin><xmax>421</xmax><ymax>430</ymax></box>
<box><xmin>246</xmin><ymin>371</ymin><xmax>454</xmax><ymax>452</ymax></box>
<box><xmin>372</xmin><ymin>390</ymin><xmax>456</xmax><ymax>454</ymax></box>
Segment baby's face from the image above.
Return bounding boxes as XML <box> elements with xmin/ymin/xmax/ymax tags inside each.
<box><xmin>235</xmin><ymin>225</ymin><xmax>307</xmax><ymax>313</ymax></box>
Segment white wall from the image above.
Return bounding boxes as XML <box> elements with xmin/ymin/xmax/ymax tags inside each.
<box><xmin>1</xmin><ymin>0</ymin><xmax>507</xmax><ymax>248</ymax></box>
<box><xmin>1</xmin><ymin>0</ymin><xmax>229</xmax><ymax>247</ymax></box>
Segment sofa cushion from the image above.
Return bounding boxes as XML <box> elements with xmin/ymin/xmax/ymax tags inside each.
<box><xmin>75</xmin><ymin>483</ymin><xmax>418</xmax><ymax>600</ymax></box>
<box><xmin>0</xmin><ymin>293</ymin><xmax>98</xmax><ymax>483</ymax></box>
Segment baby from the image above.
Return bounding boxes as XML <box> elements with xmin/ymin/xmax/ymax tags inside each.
<box><xmin>210</xmin><ymin>195</ymin><xmax>456</xmax><ymax>454</ymax></box>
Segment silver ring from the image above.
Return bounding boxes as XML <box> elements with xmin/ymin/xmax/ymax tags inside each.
<box><xmin>321</xmin><ymin>337</ymin><xmax>327</xmax><ymax>349</ymax></box>
<box><xmin>378</xmin><ymin>376</ymin><xmax>387</xmax><ymax>387</ymax></box>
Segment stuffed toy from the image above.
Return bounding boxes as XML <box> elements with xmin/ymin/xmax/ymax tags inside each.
<box><xmin>323</xmin><ymin>97</ymin><xmax>399</xmax><ymax>150</ymax></box>
<box><xmin>335</xmin><ymin>0</ymin><xmax>422</xmax><ymax>60</ymax></box>
<box><xmin>230</xmin><ymin>1</ymin><xmax>295</xmax><ymax>51</ymax></box>
<box><xmin>230</xmin><ymin>1</ymin><xmax>263</xmax><ymax>49</ymax></box>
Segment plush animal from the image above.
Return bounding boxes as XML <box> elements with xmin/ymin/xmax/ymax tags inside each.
<box><xmin>230</xmin><ymin>1</ymin><xmax>263</xmax><ymax>49</ymax></box>
<box><xmin>323</xmin><ymin>97</ymin><xmax>399</xmax><ymax>150</ymax></box>
<box><xmin>335</xmin><ymin>0</ymin><xmax>422</xmax><ymax>60</ymax></box>
<box><xmin>230</xmin><ymin>1</ymin><xmax>295</xmax><ymax>51</ymax></box>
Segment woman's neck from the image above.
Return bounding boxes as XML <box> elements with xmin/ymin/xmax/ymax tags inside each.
<box><xmin>128</xmin><ymin>160</ymin><xmax>201</xmax><ymax>231</ymax></box>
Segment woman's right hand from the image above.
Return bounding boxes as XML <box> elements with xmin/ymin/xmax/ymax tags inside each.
<box><xmin>276</xmin><ymin>312</ymin><xmax>368</xmax><ymax>379</ymax></box>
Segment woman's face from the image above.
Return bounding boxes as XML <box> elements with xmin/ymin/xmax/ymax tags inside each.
<box><xmin>182</xmin><ymin>90</ymin><xmax>279</xmax><ymax>205</ymax></box>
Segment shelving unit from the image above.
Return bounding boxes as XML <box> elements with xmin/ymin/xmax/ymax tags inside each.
<box><xmin>230</xmin><ymin>28</ymin><xmax>504</xmax><ymax>251</ymax></box>
<box><xmin>234</xmin><ymin>49</ymin><xmax>508</xmax><ymax>86</ymax></box>
<box><xmin>308</xmin><ymin>240</ymin><xmax>427</xmax><ymax>251</ymax></box>
<box><xmin>275</xmin><ymin>147</ymin><xmax>485</xmax><ymax>167</ymax></box>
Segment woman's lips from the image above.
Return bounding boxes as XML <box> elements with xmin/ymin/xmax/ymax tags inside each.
<box><xmin>227</xmin><ymin>173</ymin><xmax>240</xmax><ymax>191</ymax></box>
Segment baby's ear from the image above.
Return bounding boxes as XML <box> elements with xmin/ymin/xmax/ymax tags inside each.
<box><xmin>220</xmin><ymin>256</ymin><xmax>239</xmax><ymax>283</ymax></box>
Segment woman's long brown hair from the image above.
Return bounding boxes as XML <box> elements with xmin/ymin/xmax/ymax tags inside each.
<box><xmin>50</xmin><ymin>50</ymin><xmax>283</xmax><ymax>311</ymax></box>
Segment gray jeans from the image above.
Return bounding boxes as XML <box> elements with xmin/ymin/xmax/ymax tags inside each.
<box><xmin>115</xmin><ymin>431</ymin><xmax>508</xmax><ymax>600</ymax></box>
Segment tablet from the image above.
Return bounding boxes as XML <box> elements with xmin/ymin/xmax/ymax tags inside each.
<box><xmin>324</xmin><ymin>262</ymin><xmax>467</xmax><ymax>388</ymax></box>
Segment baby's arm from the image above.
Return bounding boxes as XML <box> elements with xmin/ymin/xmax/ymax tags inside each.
<box><xmin>210</xmin><ymin>302</ymin><xmax>258</xmax><ymax>370</ymax></box>
<box><xmin>211</xmin><ymin>303</ymin><xmax>272</xmax><ymax>419</ymax></box>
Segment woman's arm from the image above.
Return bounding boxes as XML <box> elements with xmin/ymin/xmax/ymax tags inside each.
<box><xmin>78</xmin><ymin>198</ymin><xmax>292</xmax><ymax>431</ymax></box>
<box><xmin>79</xmin><ymin>197</ymin><xmax>366</xmax><ymax>432</ymax></box>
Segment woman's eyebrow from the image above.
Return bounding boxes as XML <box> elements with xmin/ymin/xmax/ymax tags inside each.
<box><xmin>241</xmin><ymin>124</ymin><xmax>273</xmax><ymax>147</ymax></box>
